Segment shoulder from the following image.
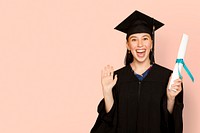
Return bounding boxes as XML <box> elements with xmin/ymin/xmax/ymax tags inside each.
<box><xmin>153</xmin><ymin>64</ymin><xmax>172</xmax><ymax>74</ymax></box>
<box><xmin>114</xmin><ymin>64</ymin><xmax>172</xmax><ymax>75</ymax></box>
<box><xmin>148</xmin><ymin>63</ymin><xmax>172</xmax><ymax>82</ymax></box>
<box><xmin>114</xmin><ymin>65</ymin><xmax>131</xmax><ymax>75</ymax></box>
<box><xmin>113</xmin><ymin>65</ymin><xmax>136</xmax><ymax>82</ymax></box>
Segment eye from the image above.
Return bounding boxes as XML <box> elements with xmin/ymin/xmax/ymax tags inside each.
<box><xmin>131</xmin><ymin>38</ymin><xmax>137</xmax><ymax>42</ymax></box>
<box><xmin>143</xmin><ymin>37</ymin><xmax>149</xmax><ymax>41</ymax></box>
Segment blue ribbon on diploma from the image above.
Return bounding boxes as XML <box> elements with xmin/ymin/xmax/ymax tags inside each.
<box><xmin>176</xmin><ymin>59</ymin><xmax>194</xmax><ymax>82</ymax></box>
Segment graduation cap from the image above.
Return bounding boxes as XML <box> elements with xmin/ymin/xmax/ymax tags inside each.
<box><xmin>114</xmin><ymin>10</ymin><xmax>164</xmax><ymax>65</ymax></box>
<box><xmin>114</xmin><ymin>10</ymin><xmax>164</xmax><ymax>39</ymax></box>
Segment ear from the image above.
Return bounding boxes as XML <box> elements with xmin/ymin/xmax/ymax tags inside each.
<box><xmin>150</xmin><ymin>40</ymin><xmax>153</xmax><ymax>49</ymax></box>
<box><xmin>126</xmin><ymin>41</ymin><xmax>130</xmax><ymax>50</ymax></box>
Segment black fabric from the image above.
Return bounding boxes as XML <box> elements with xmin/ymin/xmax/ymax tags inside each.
<box><xmin>126</xmin><ymin>20</ymin><xmax>152</xmax><ymax>38</ymax></box>
<box><xmin>91</xmin><ymin>64</ymin><xmax>183</xmax><ymax>133</ymax></box>
<box><xmin>114</xmin><ymin>10</ymin><xmax>164</xmax><ymax>37</ymax></box>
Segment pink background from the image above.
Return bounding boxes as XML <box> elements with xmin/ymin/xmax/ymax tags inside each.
<box><xmin>0</xmin><ymin>0</ymin><xmax>199</xmax><ymax>133</ymax></box>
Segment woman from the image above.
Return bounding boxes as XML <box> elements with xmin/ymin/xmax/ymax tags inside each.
<box><xmin>91</xmin><ymin>10</ymin><xmax>183</xmax><ymax>133</ymax></box>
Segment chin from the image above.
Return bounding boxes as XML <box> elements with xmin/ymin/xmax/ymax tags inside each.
<box><xmin>135</xmin><ymin>57</ymin><xmax>149</xmax><ymax>63</ymax></box>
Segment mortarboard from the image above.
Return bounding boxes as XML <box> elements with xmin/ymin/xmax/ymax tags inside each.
<box><xmin>114</xmin><ymin>10</ymin><xmax>164</xmax><ymax>39</ymax></box>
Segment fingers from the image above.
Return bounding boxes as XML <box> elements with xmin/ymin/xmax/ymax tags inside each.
<box><xmin>174</xmin><ymin>78</ymin><xmax>182</xmax><ymax>83</ymax></box>
<box><xmin>170</xmin><ymin>78</ymin><xmax>182</xmax><ymax>92</ymax></box>
<box><xmin>101</xmin><ymin>65</ymin><xmax>114</xmax><ymax>78</ymax></box>
<box><xmin>171</xmin><ymin>84</ymin><xmax>182</xmax><ymax>92</ymax></box>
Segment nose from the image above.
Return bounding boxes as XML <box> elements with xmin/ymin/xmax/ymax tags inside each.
<box><xmin>137</xmin><ymin>39</ymin><xmax>143</xmax><ymax>47</ymax></box>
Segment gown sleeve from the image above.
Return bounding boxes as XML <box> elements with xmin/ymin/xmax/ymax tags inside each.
<box><xmin>162</xmin><ymin>83</ymin><xmax>184</xmax><ymax>133</ymax></box>
<box><xmin>169</xmin><ymin>83</ymin><xmax>184</xmax><ymax>133</ymax></box>
<box><xmin>90</xmin><ymin>85</ymin><xmax>118</xmax><ymax>133</ymax></box>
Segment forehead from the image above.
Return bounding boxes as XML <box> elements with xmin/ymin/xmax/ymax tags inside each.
<box><xmin>129</xmin><ymin>33</ymin><xmax>151</xmax><ymax>38</ymax></box>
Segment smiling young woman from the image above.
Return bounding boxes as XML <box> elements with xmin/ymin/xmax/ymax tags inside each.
<box><xmin>91</xmin><ymin>10</ymin><xmax>183</xmax><ymax>133</ymax></box>
<box><xmin>127</xmin><ymin>33</ymin><xmax>153</xmax><ymax>75</ymax></box>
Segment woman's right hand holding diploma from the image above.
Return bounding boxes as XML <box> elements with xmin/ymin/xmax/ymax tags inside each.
<box><xmin>101</xmin><ymin>65</ymin><xmax>118</xmax><ymax>113</ymax></box>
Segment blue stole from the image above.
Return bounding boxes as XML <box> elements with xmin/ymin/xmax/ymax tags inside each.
<box><xmin>134</xmin><ymin>66</ymin><xmax>152</xmax><ymax>81</ymax></box>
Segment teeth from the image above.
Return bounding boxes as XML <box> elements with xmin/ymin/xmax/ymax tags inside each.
<box><xmin>136</xmin><ymin>49</ymin><xmax>145</xmax><ymax>53</ymax></box>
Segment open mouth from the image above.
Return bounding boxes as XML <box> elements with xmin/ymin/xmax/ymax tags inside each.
<box><xmin>136</xmin><ymin>49</ymin><xmax>146</xmax><ymax>57</ymax></box>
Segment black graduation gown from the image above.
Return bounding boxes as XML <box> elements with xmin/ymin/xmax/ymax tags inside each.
<box><xmin>91</xmin><ymin>64</ymin><xmax>183</xmax><ymax>133</ymax></box>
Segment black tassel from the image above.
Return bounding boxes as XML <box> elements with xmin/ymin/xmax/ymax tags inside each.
<box><xmin>150</xmin><ymin>20</ymin><xmax>155</xmax><ymax>64</ymax></box>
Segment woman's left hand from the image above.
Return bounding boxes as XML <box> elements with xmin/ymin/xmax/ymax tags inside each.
<box><xmin>167</xmin><ymin>76</ymin><xmax>182</xmax><ymax>100</ymax></box>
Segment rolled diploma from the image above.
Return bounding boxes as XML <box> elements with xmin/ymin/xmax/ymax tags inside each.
<box><xmin>168</xmin><ymin>34</ymin><xmax>188</xmax><ymax>90</ymax></box>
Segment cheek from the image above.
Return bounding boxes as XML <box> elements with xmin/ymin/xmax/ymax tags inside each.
<box><xmin>127</xmin><ymin>42</ymin><xmax>137</xmax><ymax>50</ymax></box>
<box><xmin>147</xmin><ymin>44</ymin><xmax>152</xmax><ymax>49</ymax></box>
<box><xmin>145</xmin><ymin>42</ymin><xmax>152</xmax><ymax>49</ymax></box>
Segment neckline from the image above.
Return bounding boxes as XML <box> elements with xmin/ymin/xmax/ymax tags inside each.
<box><xmin>129</xmin><ymin>64</ymin><xmax>153</xmax><ymax>75</ymax></box>
<box><xmin>127</xmin><ymin>63</ymin><xmax>156</xmax><ymax>81</ymax></box>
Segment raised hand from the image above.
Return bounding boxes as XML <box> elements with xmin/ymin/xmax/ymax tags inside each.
<box><xmin>101</xmin><ymin>65</ymin><xmax>118</xmax><ymax>95</ymax></box>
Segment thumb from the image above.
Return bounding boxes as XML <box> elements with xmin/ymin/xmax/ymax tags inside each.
<box><xmin>113</xmin><ymin>75</ymin><xmax>118</xmax><ymax>84</ymax></box>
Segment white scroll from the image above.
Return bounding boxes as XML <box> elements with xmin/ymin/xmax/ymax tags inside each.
<box><xmin>168</xmin><ymin>34</ymin><xmax>189</xmax><ymax>90</ymax></box>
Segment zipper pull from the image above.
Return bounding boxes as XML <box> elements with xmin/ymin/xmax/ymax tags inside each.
<box><xmin>138</xmin><ymin>81</ymin><xmax>141</xmax><ymax>102</ymax></box>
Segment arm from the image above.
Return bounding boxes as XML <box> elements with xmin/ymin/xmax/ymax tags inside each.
<box><xmin>165</xmin><ymin>77</ymin><xmax>183</xmax><ymax>133</ymax></box>
<box><xmin>103</xmin><ymin>92</ymin><xmax>114</xmax><ymax>113</ymax></box>
<box><xmin>90</xmin><ymin>65</ymin><xmax>118</xmax><ymax>133</ymax></box>
<box><xmin>101</xmin><ymin>65</ymin><xmax>117</xmax><ymax>113</ymax></box>
<box><xmin>167</xmin><ymin>98</ymin><xmax>175</xmax><ymax>114</ymax></box>
<box><xmin>167</xmin><ymin>78</ymin><xmax>182</xmax><ymax>113</ymax></box>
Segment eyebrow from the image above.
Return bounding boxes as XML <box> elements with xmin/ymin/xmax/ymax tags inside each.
<box><xmin>142</xmin><ymin>35</ymin><xmax>150</xmax><ymax>38</ymax></box>
<box><xmin>129</xmin><ymin>34</ymin><xmax>150</xmax><ymax>39</ymax></box>
<box><xmin>129</xmin><ymin>36</ymin><xmax>136</xmax><ymax>39</ymax></box>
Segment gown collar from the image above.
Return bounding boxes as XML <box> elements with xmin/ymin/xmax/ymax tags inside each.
<box><xmin>129</xmin><ymin>64</ymin><xmax>153</xmax><ymax>81</ymax></box>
